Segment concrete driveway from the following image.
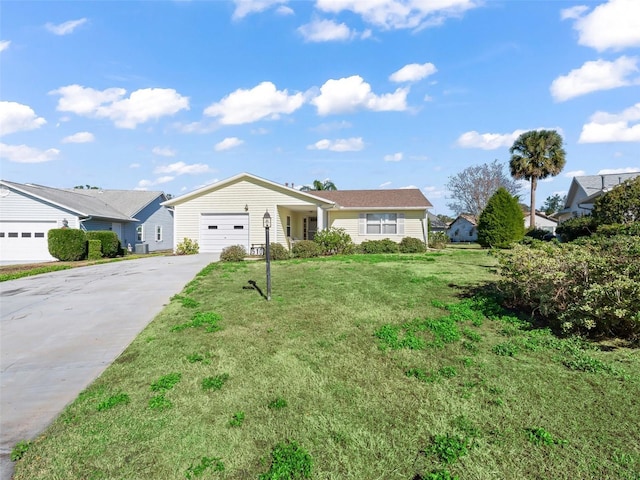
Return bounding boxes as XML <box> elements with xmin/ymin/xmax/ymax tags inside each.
<box><xmin>0</xmin><ymin>254</ymin><xmax>218</xmax><ymax>480</ymax></box>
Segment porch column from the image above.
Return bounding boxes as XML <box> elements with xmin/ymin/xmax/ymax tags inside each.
<box><xmin>316</xmin><ymin>206</ymin><xmax>325</xmax><ymax>231</ymax></box>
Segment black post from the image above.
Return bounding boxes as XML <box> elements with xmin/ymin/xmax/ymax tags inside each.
<box><xmin>265</xmin><ymin>226</ymin><xmax>271</xmax><ymax>301</ymax></box>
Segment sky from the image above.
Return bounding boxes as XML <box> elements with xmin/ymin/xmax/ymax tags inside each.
<box><xmin>1</xmin><ymin>0</ymin><xmax>639</xmax><ymax>216</ymax></box>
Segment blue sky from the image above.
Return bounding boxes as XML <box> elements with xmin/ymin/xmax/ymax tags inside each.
<box><xmin>1</xmin><ymin>0</ymin><xmax>639</xmax><ymax>216</ymax></box>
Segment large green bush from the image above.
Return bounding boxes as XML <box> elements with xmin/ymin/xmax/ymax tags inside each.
<box><xmin>313</xmin><ymin>227</ymin><xmax>353</xmax><ymax>255</ymax></box>
<box><xmin>556</xmin><ymin>216</ymin><xmax>597</xmax><ymax>242</ymax></box>
<box><xmin>268</xmin><ymin>242</ymin><xmax>290</xmax><ymax>260</ymax></box>
<box><xmin>595</xmin><ymin>222</ymin><xmax>640</xmax><ymax>237</ymax></box>
<box><xmin>592</xmin><ymin>176</ymin><xmax>640</xmax><ymax>225</ymax></box>
<box><xmin>220</xmin><ymin>245</ymin><xmax>246</xmax><ymax>262</ymax></box>
<box><xmin>85</xmin><ymin>230</ymin><xmax>121</xmax><ymax>258</ymax></box>
<box><xmin>291</xmin><ymin>240</ymin><xmax>321</xmax><ymax>258</ymax></box>
<box><xmin>497</xmin><ymin>236</ymin><xmax>640</xmax><ymax>339</ymax></box>
<box><xmin>360</xmin><ymin>238</ymin><xmax>399</xmax><ymax>254</ymax></box>
<box><xmin>477</xmin><ymin>187</ymin><xmax>524</xmax><ymax>248</ymax></box>
<box><xmin>398</xmin><ymin>236</ymin><xmax>426</xmax><ymax>253</ymax></box>
<box><xmin>48</xmin><ymin>229</ymin><xmax>87</xmax><ymax>261</ymax></box>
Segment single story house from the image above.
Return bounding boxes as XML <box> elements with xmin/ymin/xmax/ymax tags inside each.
<box><xmin>161</xmin><ymin>172</ymin><xmax>433</xmax><ymax>253</ymax></box>
<box><xmin>0</xmin><ymin>180</ymin><xmax>173</xmax><ymax>263</ymax></box>
<box><xmin>556</xmin><ymin>172</ymin><xmax>640</xmax><ymax>222</ymax></box>
<box><xmin>447</xmin><ymin>214</ymin><xmax>477</xmax><ymax>242</ymax></box>
<box><xmin>427</xmin><ymin>212</ymin><xmax>448</xmax><ymax>233</ymax></box>
<box><xmin>524</xmin><ymin>210</ymin><xmax>558</xmax><ymax>234</ymax></box>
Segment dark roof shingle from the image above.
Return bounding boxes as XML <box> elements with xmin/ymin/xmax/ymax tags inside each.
<box><xmin>311</xmin><ymin>189</ymin><xmax>432</xmax><ymax>209</ymax></box>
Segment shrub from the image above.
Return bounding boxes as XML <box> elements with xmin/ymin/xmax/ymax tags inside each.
<box><xmin>525</xmin><ymin>228</ymin><xmax>548</xmax><ymax>240</ymax></box>
<box><xmin>360</xmin><ymin>238</ymin><xmax>399</xmax><ymax>254</ymax></box>
<box><xmin>429</xmin><ymin>232</ymin><xmax>450</xmax><ymax>249</ymax></box>
<box><xmin>477</xmin><ymin>187</ymin><xmax>524</xmax><ymax>248</ymax></box>
<box><xmin>87</xmin><ymin>239</ymin><xmax>102</xmax><ymax>260</ymax></box>
<box><xmin>399</xmin><ymin>236</ymin><xmax>426</xmax><ymax>253</ymax></box>
<box><xmin>175</xmin><ymin>237</ymin><xmax>199</xmax><ymax>255</ymax></box>
<box><xmin>48</xmin><ymin>228</ymin><xmax>87</xmax><ymax>261</ymax></box>
<box><xmin>292</xmin><ymin>240</ymin><xmax>321</xmax><ymax>258</ymax></box>
<box><xmin>596</xmin><ymin>222</ymin><xmax>640</xmax><ymax>237</ymax></box>
<box><xmin>220</xmin><ymin>245</ymin><xmax>246</xmax><ymax>262</ymax></box>
<box><xmin>268</xmin><ymin>242</ymin><xmax>290</xmax><ymax>260</ymax></box>
<box><xmin>86</xmin><ymin>230</ymin><xmax>121</xmax><ymax>258</ymax></box>
<box><xmin>592</xmin><ymin>176</ymin><xmax>640</xmax><ymax>225</ymax></box>
<box><xmin>555</xmin><ymin>215</ymin><xmax>597</xmax><ymax>242</ymax></box>
<box><xmin>313</xmin><ymin>227</ymin><xmax>353</xmax><ymax>255</ymax></box>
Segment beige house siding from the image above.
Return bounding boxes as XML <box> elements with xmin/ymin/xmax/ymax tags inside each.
<box><xmin>328</xmin><ymin>210</ymin><xmax>426</xmax><ymax>244</ymax></box>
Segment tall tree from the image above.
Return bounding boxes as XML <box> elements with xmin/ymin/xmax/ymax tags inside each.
<box><xmin>445</xmin><ymin>160</ymin><xmax>520</xmax><ymax>218</ymax></box>
<box><xmin>509</xmin><ymin>130</ymin><xmax>566</xmax><ymax>228</ymax></box>
<box><xmin>542</xmin><ymin>193</ymin><xmax>566</xmax><ymax>216</ymax></box>
<box><xmin>300</xmin><ymin>179</ymin><xmax>337</xmax><ymax>191</ymax></box>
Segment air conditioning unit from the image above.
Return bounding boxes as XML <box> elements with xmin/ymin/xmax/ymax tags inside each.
<box><xmin>134</xmin><ymin>243</ymin><xmax>149</xmax><ymax>254</ymax></box>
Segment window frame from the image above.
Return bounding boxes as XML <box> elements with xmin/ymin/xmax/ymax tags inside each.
<box><xmin>155</xmin><ymin>225</ymin><xmax>162</xmax><ymax>242</ymax></box>
<box><xmin>366</xmin><ymin>213</ymin><xmax>398</xmax><ymax>235</ymax></box>
<box><xmin>136</xmin><ymin>225</ymin><xmax>144</xmax><ymax>242</ymax></box>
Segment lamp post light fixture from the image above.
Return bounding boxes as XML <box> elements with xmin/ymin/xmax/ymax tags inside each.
<box><xmin>263</xmin><ymin>210</ymin><xmax>272</xmax><ymax>301</ymax></box>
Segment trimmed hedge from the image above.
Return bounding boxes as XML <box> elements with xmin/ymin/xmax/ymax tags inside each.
<box><xmin>292</xmin><ymin>240</ymin><xmax>321</xmax><ymax>258</ymax></box>
<box><xmin>48</xmin><ymin>229</ymin><xmax>87</xmax><ymax>261</ymax></box>
<box><xmin>556</xmin><ymin>216</ymin><xmax>597</xmax><ymax>242</ymax></box>
<box><xmin>86</xmin><ymin>230</ymin><xmax>121</xmax><ymax>258</ymax></box>
<box><xmin>220</xmin><ymin>245</ymin><xmax>246</xmax><ymax>262</ymax></box>
<box><xmin>360</xmin><ymin>238</ymin><xmax>399</xmax><ymax>254</ymax></box>
<box><xmin>87</xmin><ymin>239</ymin><xmax>102</xmax><ymax>260</ymax></box>
<box><xmin>398</xmin><ymin>237</ymin><xmax>426</xmax><ymax>253</ymax></box>
<box><xmin>268</xmin><ymin>242</ymin><xmax>290</xmax><ymax>260</ymax></box>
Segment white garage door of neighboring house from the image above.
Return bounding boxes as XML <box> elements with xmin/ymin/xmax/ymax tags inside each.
<box><xmin>0</xmin><ymin>221</ymin><xmax>57</xmax><ymax>263</ymax></box>
<box><xmin>200</xmin><ymin>214</ymin><xmax>249</xmax><ymax>253</ymax></box>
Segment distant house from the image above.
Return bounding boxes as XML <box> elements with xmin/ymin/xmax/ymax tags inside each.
<box><xmin>524</xmin><ymin>210</ymin><xmax>558</xmax><ymax>234</ymax></box>
<box><xmin>162</xmin><ymin>172</ymin><xmax>433</xmax><ymax>253</ymax></box>
<box><xmin>0</xmin><ymin>180</ymin><xmax>173</xmax><ymax>263</ymax></box>
<box><xmin>556</xmin><ymin>172</ymin><xmax>640</xmax><ymax>222</ymax></box>
<box><xmin>427</xmin><ymin>212</ymin><xmax>448</xmax><ymax>233</ymax></box>
<box><xmin>447</xmin><ymin>214</ymin><xmax>477</xmax><ymax>242</ymax></box>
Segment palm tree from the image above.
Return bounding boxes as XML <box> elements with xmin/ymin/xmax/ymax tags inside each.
<box><xmin>300</xmin><ymin>179</ymin><xmax>337</xmax><ymax>191</ymax></box>
<box><xmin>509</xmin><ymin>130</ymin><xmax>566</xmax><ymax>228</ymax></box>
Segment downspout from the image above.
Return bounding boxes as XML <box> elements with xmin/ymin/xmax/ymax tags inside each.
<box><xmin>78</xmin><ymin>216</ymin><xmax>92</xmax><ymax>231</ymax></box>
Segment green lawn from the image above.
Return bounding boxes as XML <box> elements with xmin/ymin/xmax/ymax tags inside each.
<box><xmin>13</xmin><ymin>247</ymin><xmax>640</xmax><ymax>479</ymax></box>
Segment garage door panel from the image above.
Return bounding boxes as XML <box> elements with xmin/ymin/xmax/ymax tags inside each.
<box><xmin>200</xmin><ymin>214</ymin><xmax>249</xmax><ymax>252</ymax></box>
<box><xmin>0</xmin><ymin>221</ymin><xmax>57</xmax><ymax>262</ymax></box>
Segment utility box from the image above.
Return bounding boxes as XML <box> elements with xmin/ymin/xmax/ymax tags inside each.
<box><xmin>134</xmin><ymin>243</ymin><xmax>149</xmax><ymax>254</ymax></box>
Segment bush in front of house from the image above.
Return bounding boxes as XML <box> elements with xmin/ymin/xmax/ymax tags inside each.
<box><xmin>87</xmin><ymin>239</ymin><xmax>102</xmax><ymax>260</ymax></box>
<box><xmin>313</xmin><ymin>227</ymin><xmax>354</xmax><ymax>255</ymax></box>
<box><xmin>556</xmin><ymin>216</ymin><xmax>597</xmax><ymax>242</ymax></box>
<box><xmin>428</xmin><ymin>232</ymin><xmax>450</xmax><ymax>249</ymax></box>
<box><xmin>48</xmin><ymin>228</ymin><xmax>87</xmax><ymax>261</ymax></box>
<box><xmin>360</xmin><ymin>238</ymin><xmax>399</xmax><ymax>254</ymax></box>
<box><xmin>86</xmin><ymin>231</ymin><xmax>121</xmax><ymax>258</ymax></box>
<box><xmin>268</xmin><ymin>242</ymin><xmax>290</xmax><ymax>260</ymax></box>
<box><xmin>220</xmin><ymin>245</ymin><xmax>247</xmax><ymax>262</ymax></box>
<box><xmin>525</xmin><ymin>228</ymin><xmax>548</xmax><ymax>240</ymax></box>
<box><xmin>292</xmin><ymin>240</ymin><xmax>321</xmax><ymax>258</ymax></box>
<box><xmin>176</xmin><ymin>238</ymin><xmax>199</xmax><ymax>255</ymax></box>
<box><xmin>477</xmin><ymin>187</ymin><xmax>525</xmax><ymax>248</ymax></box>
<box><xmin>398</xmin><ymin>236</ymin><xmax>426</xmax><ymax>253</ymax></box>
<box><xmin>595</xmin><ymin>223</ymin><xmax>640</xmax><ymax>237</ymax></box>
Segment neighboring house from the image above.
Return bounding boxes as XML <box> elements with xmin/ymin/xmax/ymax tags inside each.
<box><xmin>524</xmin><ymin>210</ymin><xmax>558</xmax><ymax>234</ymax></box>
<box><xmin>446</xmin><ymin>215</ymin><xmax>478</xmax><ymax>242</ymax></box>
<box><xmin>556</xmin><ymin>172</ymin><xmax>640</xmax><ymax>222</ymax></box>
<box><xmin>161</xmin><ymin>172</ymin><xmax>433</xmax><ymax>253</ymax></box>
<box><xmin>0</xmin><ymin>180</ymin><xmax>173</xmax><ymax>263</ymax></box>
<box><xmin>427</xmin><ymin>212</ymin><xmax>448</xmax><ymax>233</ymax></box>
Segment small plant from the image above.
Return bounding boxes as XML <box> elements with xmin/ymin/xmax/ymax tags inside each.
<box><xmin>406</xmin><ymin>368</ymin><xmax>438</xmax><ymax>383</ymax></box>
<box><xmin>268</xmin><ymin>397</ymin><xmax>288</xmax><ymax>409</ymax></box>
<box><xmin>438</xmin><ymin>366</ymin><xmax>457</xmax><ymax>378</ymax></box>
<box><xmin>11</xmin><ymin>440</ymin><xmax>31</xmax><ymax>462</ymax></box>
<box><xmin>97</xmin><ymin>393</ymin><xmax>130</xmax><ymax>411</ymax></box>
<box><xmin>525</xmin><ymin>427</ymin><xmax>566</xmax><ymax>446</ymax></box>
<box><xmin>172</xmin><ymin>312</ymin><xmax>222</xmax><ymax>333</ymax></box>
<box><xmin>171</xmin><ymin>294</ymin><xmax>199</xmax><ymax>308</ymax></box>
<box><xmin>399</xmin><ymin>236</ymin><xmax>426</xmax><ymax>253</ymax></box>
<box><xmin>429</xmin><ymin>434</ymin><xmax>470</xmax><ymax>465</ymax></box>
<box><xmin>185</xmin><ymin>456</ymin><xmax>225</xmax><ymax>479</ymax></box>
<box><xmin>313</xmin><ymin>227</ymin><xmax>353</xmax><ymax>255</ymax></box>
<box><xmin>229</xmin><ymin>411</ymin><xmax>245</xmax><ymax>427</ymax></box>
<box><xmin>220</xmin><ymin>244</ymin><xmax>247</xmax><ymax>262</ymax></box>
<box><xmin>292</xmin><ymin>240</ymin><xmax>321</xmax><ymax>258</ymax></box>
<box><xmin>176</xmin><ymin>237</ymin><xmax>199</xmax><ymax>255</ymax></box>
<box><xmin>492</xmin><ymin>342</ymin><xmax>518</xmax><ymax>357</ymax></box>
<box><xmin>451</xmin><ymin>415</ymin><xmax>480</xmax><ymax>438</ymax></box>
<box><xmin>258</xmin><ymin>441</ymin><xmax>313</xmax><ymax>480</ymax></box>
<box><xmin>151</xmin><ymin>372</ymin><xmax>182</xmax><ymax>392</ymax></box>
<box><xmin>202</xmin><ymin>374</ymin><xmax>229</xmax><ymax>391</ymax></box>
<box><xmin>419</xmin><ymin>469</ymin><xmax>460</xmax><ymax>480</ymax></box>
<box><xmin>186</xmin><ymin>353</ymin><xmax>205</xmax><ymax>363</ymax></box>
<box><xmin>149</xmin><ymin>395</ymin><xmax>172</xmax><ymax>410</ymax></box>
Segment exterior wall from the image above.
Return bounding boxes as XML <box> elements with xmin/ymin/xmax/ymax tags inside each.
<box><xmin>525</xmin><ymin>215</ymin><xmax>557</xmax><ymax>233</ymax></box>
<box><xmin>173</xmin><ymin>179</ymin><xmax>318</xmax><ymax>251</ymax></box>
<box><xmin>122</xmin><ymin>197</ymin><xmax>174</xmax><ymax>252</ymax></box>
<box><xmin>328</xmin><ymin>210</ymin><xmax>427</xmax><ymax>244</ymax></box>
<box><xmin>447</xmin><ymin>218</ymin><xmax>477</xmax><ymax>242</ymax></box>
<box><xmin>0</xmin><ymin>187</ymin><xmax>80</xmax><ymax>228</ymax></box>
<box><xmin>82</xmin><ymin>219</ymin><xmax>118</xmax><ymax>232</ymax></box>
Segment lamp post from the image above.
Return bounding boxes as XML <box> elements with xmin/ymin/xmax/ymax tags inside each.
<box><xmin>263</xmin><ymin>210</ymin><xmax>272</xmax><ymax>301</ymax></box>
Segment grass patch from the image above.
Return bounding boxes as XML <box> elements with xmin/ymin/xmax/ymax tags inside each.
<box><xmin>96</xmin><ymin>393</ymin><xmax>130</xmax><ymax>412</ymax></box>
<box><xmin>258</xmin><ymin>441</ymin><xmax>313</xmax><ymax>480</ymax></box>
<box><xmin>11</xmin><ymin>440</ymin><xmax>31</xmax><ymax>462</ymax></box>
<box><xmin>0</xmin><ymin>264</ymin><xmax>72</xmax><ymax>282</ymax></box>
<box><xmin>202</xmin><ymin>373</ymin><xmax>229</xmax><ymax>391</ymax></box>
<box><xmin>12</xmin><ymin>248</ymin><xmax>640</xmax><ymax>479</ymax></box>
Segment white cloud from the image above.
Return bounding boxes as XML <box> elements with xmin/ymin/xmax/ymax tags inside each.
<box><xmin>311</xmin><ymin>120</ymin><xmax>352</xmax><ymax>132</ymax></box>
<box><xmin>276</xmin><ymin>5</ymin><xmax>294</xmax><ymax>15</ymax></box>
<box><xmin>315</xmin><ymin>0</ymin><xmax>480</xmax><ymax>30</ymax></box>
<box><xmin>0</xmin><ymin>143</ymin><xmax>60</xmax><ymax>163</ymax></box>
<box><xmin>174</xmin><ymin>121</ymin><xmax>218</xmax><ymax>134</ymax></box>
<box><xmin>45</xmin><ymin>18</ymin><xmax>87</xmax><ymax>35</ymax></box>
<box><xmin>136</xmin><ymin>176</ymin><xmax>175</xmax><ymax>189</ymax></box>
<box><xmin>307</xmin><ymin>137</ymin><xmax>364</xmax><ymax>151</ymax></box>
<box><xmin>214</xmin><ymin>137</ymin><xmax>244</xmax><ymax>151</ymax></box>
<box><xmin>401</xmin><ymin>184</ymin><xmax>418</xmax><ymax>189</ymax></box>
<box><xmin>298</xmin><ymin>19</ymin><xmax>353</xmax><ymax>42</ymax></box>
<box><xmin>0</xmin><ymin>40</ymin><xmax>10</xmax><ymax>52</ymax></box>
<box><xmin>204</xmin><ymin>81</ymin><xmax>304</xmax><ymax>125</ymax></box>
<box><xmin>154</xmin><ymin>161</ymin><xmax>211</xmax><ymax>175</ymax></box>
<box><xmin>560</xmin><ymin>5</ymin><xmax>589</xmax><ymax>20</ymax></box>
<box><xmin>61</xmin><ymin>131</ymin><xmax>94</xmax><ymax>143</ymax></box>
<box><xmin>550</xmin><ymin>56</ymin><xmax>639</xmax><ymax>102</ymax></box>
<box><xmin>423</xmin><ymin>185</ymin><xmax>446</xmax><ymax>198</ymax></box>
<box><xmin>129</xmin><ymin>163</ymin><xmax>141</xmax><ymax>168</ymax></box>
<box><xmin>384</xmin><ymin>152</ymin><xmax>403</xmax><ymax>162</ymax></box>
<box><xmin>389</xmin><ymin>62</ymin><xmax>437</xmax><ymax>83</ymax></box>
<box><xmin>579</xmin><ymin>102</ymin><xmax>640</xmax><ymax>143</ymax></box>
<box><xmin>152</xmin><ymin>146</ymin><xmax>177</xmax><ymax>157</ymax></box>
<box><xmin>597</xmin><ymin>167</ymin><xmax>640</xmax><ymax>174</ymax></box>
<box><xmin>379</xmin><ymin>181</ymin><xmax>392</xmax><ymax>187</ymax></box>
<box><xmin>456</xmin><ymin>129</ymin><xmax>527</xmax><ymax>150</ymax></box>
<box><xmin>0</xmin><ymin>101</ymin><xmax>47</xmax><ymax>136</ymax></box>
<box><xmin>564</xmin><ymin>170</ymin><xmax>586</xmax><ymax>177</ymax></box>
<box><xmin>565</xmin><ymin>0</ymin><xmax>640</xmax><ymax>51</ymax></box>
<box><xmin>232</xmin><ymin>0</ymin><xmax>289</xmax><ymax>19</ymax></box>
<box><xmin>50</xmin><ymin>85</ymin><xmax>189</xmax><ymax>128</ymax></box>
<box><xmin>311</xmin><ymin>75</ymin><xmax>408</xmax><ymax>115</ymax></box>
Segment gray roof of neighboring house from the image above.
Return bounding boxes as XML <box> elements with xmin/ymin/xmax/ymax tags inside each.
<box><xmin>566</xmin><ymin>172</ymin><xmax>640</xmax><ymax>206</ymax></box>
<box><xmin>311</xmin><ymin>189</ymin><xmax>433</xmax><ymax>209</ymax></box>
<box><xmin>427</xmin><ymin>211</ymin><xmax>447</xmax><ymax>229</ymax></box>
<box><xmin>71</xmin><ymin>189</ymin><xmax>165</xmax><ymax>217</ymax></box>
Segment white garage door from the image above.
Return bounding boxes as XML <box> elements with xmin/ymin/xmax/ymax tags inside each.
<box><xmin>0</xmin><ymin>221</ymin><xmax>57</xmax><ymax>263</ymax></box>
<box><xmin>200</xmin><ymin>214</ymin><xmax>249</xmax><ymax>253</ymax></box>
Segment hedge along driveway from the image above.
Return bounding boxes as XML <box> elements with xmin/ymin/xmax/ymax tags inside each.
<box><xmin>0</xmin><ymin>253</ymin><xmax>218</xmax><ymax>480</ymax></box>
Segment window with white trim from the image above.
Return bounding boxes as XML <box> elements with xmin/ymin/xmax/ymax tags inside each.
<box><xmin>286</xmin><ymin>216</ymin><xmax>291</xmax><ymax>237</ymax></box>
<box><xmin>366</xmin><ymin>213</ymin><xmax>398</xmax><ymax>234</ymax></box>
<box><xmin>156</xmin><ymin>225</ymin><xmax>162</xmax><ymax>242</ymax></box>
<box><xmin>136</xmin><ymin>225</ymin><xmax>143</xmax><ymax>242</ymax></box>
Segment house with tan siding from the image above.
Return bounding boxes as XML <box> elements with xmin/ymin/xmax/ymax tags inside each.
<box><xmin>162</xmin><ymin>173</ymin><xmax>433</xmax><ymax>253</ymax></box>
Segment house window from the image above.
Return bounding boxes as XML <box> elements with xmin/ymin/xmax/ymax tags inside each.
<box><xmin>156</xmin><ymin>225</ymin><xmax>162</xmax><ymax>242</ymax></box>
<box><xmin>286</xmin><ymin>216</ymin><xmax>291</xmax><ymax>237</ymax></box>
<box><xmin>136</xmin><ymin>225</ymin><xmax>143</xmax><ymax>242</ymax></box>
<box><xmin>8</xmin><ymin>232</ymin><xmax>18</xmax><ymax>238</ymax></box>
<box><xmin>366</xmin><ymin>213</ymin><xmax>397</xmax><ymax>234</ymax></box>
<box><xmin>22</xmin><ymin>232</ymin><xmax>32</xmax><ymax>238</ymax></box>
<box><xmin>35</xmin><ymin>232</ymin><xmax>45</xmax><ymax>238</ymax></box>
<box><xmin>0</xmin><ymin>232</ymin><xmax>4</xmax><ymax>237</ymax></box>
